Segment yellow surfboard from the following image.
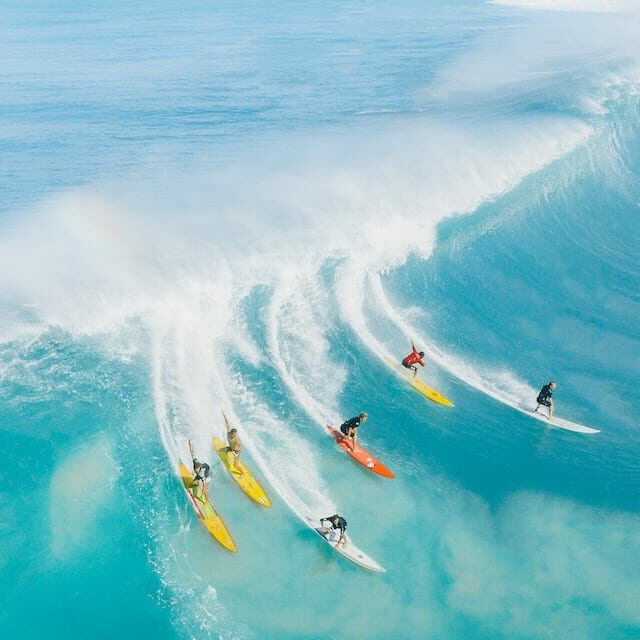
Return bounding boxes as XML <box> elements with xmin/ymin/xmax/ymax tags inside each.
<box><xmin>212</xmin><ymin>438</ymin><xmax>272</xmax><ymax>508</ymax></box>
<box><xmin>384</xmin><ymin>357</ymin><xmax>454</xmax><ymax>407</ymax></box>
<box><xmin>179</xmin><ymin>462</ymin><xmax>237</xmax><ymax>552</ymax></box>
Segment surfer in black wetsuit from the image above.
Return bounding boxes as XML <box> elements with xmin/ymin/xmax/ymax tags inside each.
<box><xmin>188</xmin><ymin>439</ymin><xmax>211</xmax><ymax>502</ymax></box>
<box><xmin>320</xmin><ymin>514</ymin><xmax>348</xmax><ymax>547</ymax></box>
<box><xmin>534</xmin><ymin>381</ymin><xmax>557</xmax><ymax>419</ymax></box>
<box><xmin>339</xmin><ymin>412</ymin><xmax>367</xmax><ymax>448</ymax></box>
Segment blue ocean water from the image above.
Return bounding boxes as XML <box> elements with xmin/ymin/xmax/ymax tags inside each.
<box><xmin>1</xmin><ymin>1</ymin><xmax>639</xmax><ymax>639</ymax></box>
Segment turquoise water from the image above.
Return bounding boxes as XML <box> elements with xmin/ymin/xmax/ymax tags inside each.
<box><xmin>1</xmin><ymin>2</ymin><xmax>639</xmax><ymax>639</ymax></box>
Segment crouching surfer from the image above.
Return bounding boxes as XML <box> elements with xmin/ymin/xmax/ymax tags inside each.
<box><xmin>401</xmin><ymin>341</ymin><xmax>426</xmax><ymax>379</ymax></box>
<box><xmin>320</xmin><ymin>514</ymin><xmax>348</xmax><ymax>548</ymax></box>
<box><xmin>188</xmin><ymin>439</ymin><xmax>211</xmax><ymax>502</ymax></box>
<box><xmin>339</xmin><ymin>412</ymin><xmax>367</xmax><ymax>449</ymax></box>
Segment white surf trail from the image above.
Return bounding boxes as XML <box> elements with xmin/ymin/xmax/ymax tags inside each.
<box><xmin>368</xmin><ymin>270</ymin><xmax>540</xmax><ymax>409</ymax></box>
<box><xmin>148</xmin><ymin>283</ymin><xmax>337</xmax><ymax>521</ymax></box>
<box><xmin>266</xmin><ymin>267</ymin><xmax>346</xmax><ymax>427</ymax></box>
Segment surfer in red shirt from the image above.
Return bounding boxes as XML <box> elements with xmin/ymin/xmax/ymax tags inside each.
<box><xmin>401</xmin><ymin>342</ymin><xmax>425</xmax><ymax>378</ymax></box>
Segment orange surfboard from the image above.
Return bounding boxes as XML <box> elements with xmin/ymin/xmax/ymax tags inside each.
<box><xmin>327</xmin><ymin>425</ymin><xmax>395</xmax><ymax>479</ymax></box>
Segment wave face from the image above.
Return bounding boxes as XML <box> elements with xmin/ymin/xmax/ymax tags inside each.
<box><xmin>1</xmin><ymin>2</ymin><xmax>640</xmax><ymax>639</ymax></box>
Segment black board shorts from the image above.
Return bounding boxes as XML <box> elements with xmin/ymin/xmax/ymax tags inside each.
<box><xmin>537</xmin><ymin>397</ymin><xmax>551</xmax><ymax>407</ymax></box>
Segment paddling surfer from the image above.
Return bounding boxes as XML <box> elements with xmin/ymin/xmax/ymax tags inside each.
<box><xmin>339</xmin><ymin>412</ymin><xmax>367</xmax><ymax>449</ymax></box>
<box><xmin>320</xmin><ymin>514</ymin><xmax>348</xmax><ymax>547</ymax></box>
<box><xmin>534</xmin><ymin>381</ymin><xmax>557</xmax><ymax>419</ymax></box>
<box><xmin>188</xmin><ymin>439</ymin><xmax>211</xmax><ymax>502</ymax></box>
<box><xmin>222</xmin><ymin>411</ymin><xmax>243</xmax><ymax>475</ymax></box>
<box><xmin>401</xmin><ymin>341</ymin><xmax>426</xmax><ymax>379</ymax></box>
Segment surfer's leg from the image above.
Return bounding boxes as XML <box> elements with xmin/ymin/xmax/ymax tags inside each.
<box><xmin>549</xmin><ymin>399</ymin><xmax>555</xmax><ymax>419</ymax></box>
<box><xmin>347</xmin><ymin>428</ymin><xmax>355</xmax><ymax>450</ymax></box>
<box><xmin>225</xmin><ymin>449</ymin><xmax>240</xmax><ymax>474</ymax></box>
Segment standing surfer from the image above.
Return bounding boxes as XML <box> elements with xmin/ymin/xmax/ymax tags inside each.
<box><xmin>222</xmin><ymin>411</ymin><xmax>243</xmax><ymax>475</ymax></box>
<box><xmin>534</xmin><ymin>381</ymin><xmax>557</xmax><ymax>419</ymax></box>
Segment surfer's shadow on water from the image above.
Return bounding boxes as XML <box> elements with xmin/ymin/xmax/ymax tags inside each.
<box><xmin>295</xmin><ymin>528</ymin><xmax>341</xmax><ymax>576</ymax></box>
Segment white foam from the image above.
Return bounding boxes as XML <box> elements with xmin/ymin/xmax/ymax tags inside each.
<box><xmin>147</xmin><ymin>282</ymin><xmax>336</xmax><ymax>525</ymax></box>
<box><xmin>266</xmin><ymin>269</ymin><xmax>346</xmax><ymax>427</ymax></box>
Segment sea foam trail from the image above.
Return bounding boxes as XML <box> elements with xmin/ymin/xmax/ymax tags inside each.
<box><xmin>147</xmin><ymin>284</ymin><xmax>336</xmax><ymax>519</ymax></box>
<box><xmin>266</xmin><ymin>270</ymin><xmax>346</xmax><ymax>428</ymax></box>
<box><xmin>368</xmin><ymin>271</ymin><xmax>537</xmax><ymax>409</ymax></box>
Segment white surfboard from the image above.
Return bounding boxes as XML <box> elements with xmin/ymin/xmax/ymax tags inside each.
<box><xmin>521</xmin><ymin>406</ymin><xmax>600</xmax><ymax>434</ymax></box>
<box><xmin>305</xmin><ymin>517</ymin><xmax>385</xmax><ymax>573</ymax></box>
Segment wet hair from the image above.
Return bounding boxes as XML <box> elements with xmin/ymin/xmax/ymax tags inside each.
<box><xmin>230</xmin><ymin>428</ymin><xmax>238</xmax><ymax>435</ymax></box>
<box><xmin>419</xmin><ymin>351</ymin><xmax>425</xmax><ymax>357</ymax></box>
<box><xmin>359</xmin><ymin>412</ymin><xmax>368</xmax><ymax>419</ymax></box>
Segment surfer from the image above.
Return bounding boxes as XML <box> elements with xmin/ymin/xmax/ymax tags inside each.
<box><xmin>222</xmin><ymin>411</ymin><xmax>243</xmax><ymax>475</ymax></box>
<box><xmin>188</xmin><ymin>439</ymin><xmax>211</xmax><ymax>502</ymax></box>
<box><xmin>401</xmin><ymin>341</ymin><xmax>426</xmax><ymax>378</ymax></box>
<box><xmin>534</xmin><ymin>381</ymin><xmax>557</xmax><ymax>419</ymax></box>
<box><xmin>320</xmin><ymin>514</ymin><xmax>348</xmax><ymax>547</ymax></box>
<box><xmin>339</xmin><ymin>412</ymin><xmax>367</xmax><ymax>448</ymax></box>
